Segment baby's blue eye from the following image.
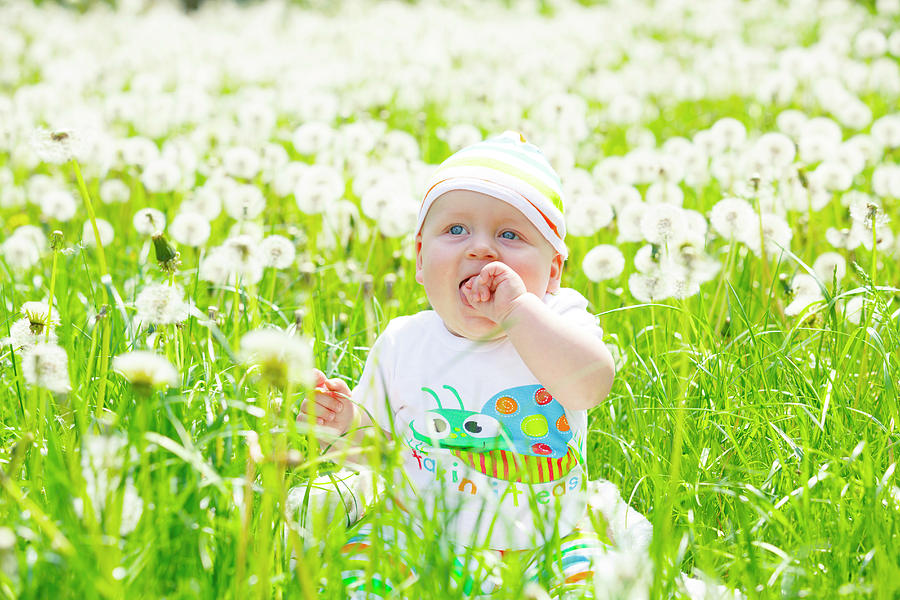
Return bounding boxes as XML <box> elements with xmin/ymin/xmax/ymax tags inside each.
<box><xmin>500</xmin><ymin>230</ymin><xmax>519</xmax><ymax>240</ymax></box>
<box><xmin>449</xmin><ymin>225</ymin><xmax>465</xmax><ymax>235</ymax></box>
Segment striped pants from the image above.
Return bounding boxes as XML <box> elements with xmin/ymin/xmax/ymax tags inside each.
<box><xmin>335</xmin><ymin>502</ymin><xmax>612</xmax><ymax>599</ymax></box>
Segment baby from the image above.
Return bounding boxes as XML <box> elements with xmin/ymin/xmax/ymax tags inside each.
<box><xmin>303</xmin><ymin>131</ymin><xmax>616</xmax><ymax>596</ymax></box>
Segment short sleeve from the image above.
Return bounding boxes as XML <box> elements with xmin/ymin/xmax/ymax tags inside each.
<box><xmin>352</xmin><ymin>331</ymin><xmax>396</xmax><ymax>434</ymax></box>
<box><xmin>545</xmin><ymin>288</ymin><xmax>604</xmax><ymax>340</ymax></box>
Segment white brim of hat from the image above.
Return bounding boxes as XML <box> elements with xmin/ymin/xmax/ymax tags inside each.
<box><xmin>415</xmin><ymin>177</ymin><xmax>568</xmax><ymax>259</ymax></box>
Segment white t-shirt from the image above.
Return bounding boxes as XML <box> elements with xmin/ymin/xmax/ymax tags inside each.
<box><xmin>354</xmin><ymin>288</ymin><xmax>603</xmax><ymax>550</ymax></box>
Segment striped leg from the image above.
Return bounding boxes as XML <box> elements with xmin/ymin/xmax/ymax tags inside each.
<box><xmin>339</xmin><ymin>518</ymin><xmax>417</xmax><ymax>599</ymax></box>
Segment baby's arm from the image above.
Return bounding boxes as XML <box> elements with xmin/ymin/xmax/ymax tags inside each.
<box><xmin>463</xmin><ymin>262</ymin><xmax>615</xmax><ymax>411</ymax></box>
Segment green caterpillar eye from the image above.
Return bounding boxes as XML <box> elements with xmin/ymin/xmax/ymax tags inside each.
<box><xmin>462</xmin><ymin>414</ymin><xmax>500</xmax><ymax>438</ymax></box>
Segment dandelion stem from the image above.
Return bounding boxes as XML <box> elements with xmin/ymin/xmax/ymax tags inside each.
<box><xmin>46</xmin><ymin>249</ymin><xmax>59</xmax><ymax>341</ymax></box>
<box><xmin>71</xmin><ymin>158</ymin><xmax>111</xmax><ymax>411</ymax></box>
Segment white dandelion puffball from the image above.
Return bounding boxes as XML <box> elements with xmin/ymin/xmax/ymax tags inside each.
<box><xmin>221</xmin><ymin>235</ymin><xmax>265</xmax><ymax>285</ymax></box>
<box><xmin>292</xmin><ymin>121</ymin><xmax>334</xmax><ymax>155</ymax></box>
<box><xmin>99</xmin><ymin>178</ymin><xmax>131</xmax><ymax>204</ymax></box>
<box><xmin>616</xmin><ymin>200</ymin><xmax>648</xmax><ymax>243</ymax></box>
<box><xmin>21</xmin><ymin>342</ymin><xmax>70</xmax><ymax>394</ymax></box>
<box><xmin>169</xmin><ymin>211</ymin><xmax>212</xmax><ymax>248</ymax></box>
<box><xmin>8</xmin><ymin>318</ymin><xmax>58</xmax><ymax>350</ymax></box>
<box><xmin>813</xmin><ymin>252</ymin><xmax>847</xmax><ymax>284</ymax></box>
<box><xmin>1</xmin><ymin>234</ymin><xmax>42</xmax><ymax>270</ymax></box>
<box><xmin>223</xmin><ymin>183</ymin><xmax>266</xmax><ymax>221</ymax></box>
<box><xmin>141</xmin><ymin>157</ymin><xmax>181</xmax><ymax>194</ymax></box>
<box><xmin>21</xmin><ymin>301</ymin><xmax>59</xmax><ymax>326</ymax></box>
<box><xmin>871</xmin><ymin>115</ymin><xmax>900</xmax><ymax>148</ymax></box>
<box><xmin>752</xmin><ymin>213</ymin><xmax>793</xmax><ymax>256</ymax></box>
<box><xmin>582</xmin><ymin>245</ymin><xmax>625</xmax><ymax>282</ymax></box>
<box><xmin>565</xmin><ymin>196</ymin><xmax>614</xmax><ymax>237</ymax></box>
<box><xmin>639</xmin><ymin>204</ymin><xmax>687</xmax><ymax>246</ymax></box>
<box><xmin>133</xmin><ymin>208</ymin><xmax>166</xmax><ymax>236</ymax></box>
<box><xmin>628</xmin><ymin>272</ymin><xmax>673</xmax><ymax>303</ymax></box>
<box><xmin>785</xmin><ymin>274</ymin><xmax>824</xmax><ymax>317</ymax></box>
<box><xmin>843</xmin><ymin>296</ymin><xmax>866</xmax><ymax>325</ymax></box>
<box><xmin>30</xmin><ymin>128</ymin><xmax>89</xmax><ymax>165</ymax></box>
<box><xmin>752</xmin><ymin>132</ymin><xmax>796</xmax><ymax>170</ymax></box>
<box><xmin>709</xmin><ymin>197</ymin><xmax>755</xmax><ymax>240</ymax></box>
<box><xmin>222</xmin><ymin>146</ymin><xmax>260</xmax><ymax>180</ymax></box>
<box><xmin>848</xmin><ymin>194</ymin><xmax>890</xmax><ymax>231</ymax></box>
<box><xmin>81</xmin><ymin>218</ymin><xmax>115</xmax><ymax>247</ymax></box>
<box><xmin>112</xmin><ymin>351</ymin><xmax>179</xmax><ymax>389</ymax></box>
<box><xmin>240</xmin><ymin>328</ymin><xmax>313</xmax><ymax>387</ymax></box>
<box><xmin>259</xmin><ymin>235</ymin><xmax>296</xmax><ymax>269</ymax></box>
<box><xmin>295</xmin><ymin>165</ymin><xmax>343</xmax><ymax>215</ymax></box>
<box><xmin>135</xmin><ymin>283</ymin><xmax>189</xmax><ymax>326</ymax></box>
<box><xmin>40</xmin><ymin>189</ymin><xmax>78</xmax><ymax>222</ymax></box>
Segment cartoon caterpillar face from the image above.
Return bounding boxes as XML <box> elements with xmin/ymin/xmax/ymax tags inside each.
<box><xmin>410</xmin><ymin>384</ymin><xmax>572</xmax><ymax>458</ymax></box>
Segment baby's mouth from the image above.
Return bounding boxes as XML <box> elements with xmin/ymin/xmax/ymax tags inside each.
<box><xmin>459</xmin><ymin>274</ymin><xmax>477</xmax><ymax>289</ymax></box>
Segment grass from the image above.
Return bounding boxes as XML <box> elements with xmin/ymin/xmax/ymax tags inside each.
<box><xmin>1</xmin><ymin>1</ymin><xmax>900</xmax><ymax>598</ymax></box>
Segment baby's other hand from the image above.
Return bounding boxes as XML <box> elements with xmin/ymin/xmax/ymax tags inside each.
<box><xmin>462</xmin><ymin>261</ymin><xmax>527</xmax><ymax>325</ymax></box>
<box><xmin>299</xmin><ymin>369</ymin><xmax>354</xmax><ymax>435</ymax></box>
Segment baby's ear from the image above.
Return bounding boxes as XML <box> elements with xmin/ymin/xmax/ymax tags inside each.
<box><xmin>414</xmin><ymin>235</ymin><xmax>424</xmax><ymax>285</ymax></box>
<box><xmin>547</xmin><ymin>253</ymin><xmax>563</xmax><ymax>293</ymax></box>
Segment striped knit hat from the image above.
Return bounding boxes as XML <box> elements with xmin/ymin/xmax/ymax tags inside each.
<box><xmin>416</xmin><ymin>131</ymin><xmax>568</xmax><ymax>259</ymax></box>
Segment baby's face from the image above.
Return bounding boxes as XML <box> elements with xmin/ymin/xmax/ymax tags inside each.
<box><xmin>415</xmin><ymin>190</ymin><xmax>562</xmax><ymax>339</ymax></box>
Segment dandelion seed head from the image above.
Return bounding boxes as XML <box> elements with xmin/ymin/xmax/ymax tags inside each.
<box><xmin>21</xmin><ymin>342</ymin><xmax>70</xmax><ymax>394</ymax></box>
<box><xmin>809</xmin><ymin>161</ymin><xmax>853</xmax><ymax>192</ymax></box>
<box><xmin>258</xmin><ymin>142</ymin><xmax>289</xmax><ymax>183</ymax></box>
<box><xmin>871</xmin><ymin>164</ymin><xmax>900</xmax><ymax>197</ymax></box>
<box><xmin>1</xmin><ymin>234</ymin><xmax>42</xmax><ymax>271</ymax></box>
<box><xmin>135</xmin><ymin>283</ymin><xmax>188</xmax><ymax>326</ymax></box>
<box><xmin>616</xmin><ymin>200</ymin><xmax>648</xmax><ymax>243</ymax></box>
<box><xmin>855</xmin><ymin>28</ymin><xmax>887</xmax><ymax>58</ymax></box>
<box><xmin>140</xmin><ymin>157</ymin><xmax>181</xmax><ymax>194</ymax></box>
<box><xmin>99</xmin><ymin>178</ymin><xmax>131</xmax><ymax>204</ymax></box>
<box><xmin>633</xmin><ymin>244</ymin><xmax>660</xmax><ymax>274</ymax></box>
<box><xmin>710</xmin><ymin>117</ymin><xmax>747</xmax><ymax>150</ymax></box>
<box><xmin>222</xmin><ymin>145</ymin><xmax>260</xmax><ymax>180</ymax></box>
<box><xmin>39</xmin><ymin>189</ymin><xmax>78</xmax><ymax>222</ymax></box>
<box><xmin>169</xmin><ymin>211</ymin><xmax>211</xmax><ymax>248</ymax></box>
<box><xmin>753</xmin><ymin>132</ymin><xmax>796</xmax><ymax>169</ymax></box>
<box><xmin>639</xmin><ymin>203</ymin><xmax>687</xmax><ymax>245</ymax></box>
<box><xmin>221</xmin><ymin>235</ymin><xmax>265</xmax><ymax>284</ymax></box>
<box><xmin>776</xmin><ymin>109</ymin><xmax>808</xmax><ymax>139</ymax></box>
<box><xmin>848</xmin><ymin>194</ymin><xmax>889</xmax><ymax>231</ymax></box>
<box><xmin>295</xmin><ymin>165</ymin><xmax>343</xmax><ymax>215</ymax></box>
<box><xmin>112</xmin><ymin>350</ymin><xmax>179</xmax><ymax>390</ymax></box>
<box><xmin>259</xmin><ymin>235</ymin><xmax>296</xmax><ymax>269</ymax></box>
<box><xmin>582</xmin><ymin>244</ymin><xmax>625</xmax><ymax>282</ymax></box>
<box><xmin>565</xmin><ymin>195</ymin><xmax>614</xmax><ymax>237</ymax></box>
<box><xmin>222</xmin><ymin>183</ymin><xmax>265</xmax><ymax>221</ymax></box>
<box><xmin>628</xmin><ymin>271</ymin><xmax>672</xmax><ymax>303</ymax></box>
<box><xmin>272</xmin><ymin>162</ymin><xmax>308</xmax><ymax>198</ymax></box>
<box><xmin>812</xmin><ymin>252</ymin><xmax>847</xmax><ymax>283</ymax></box>
<box><xmin>132</xmin><ymin>207</ymin><xmax>166</xmax><ymax>236</ymax></box>
<box><xmin>240</xmin><ymin>328</ymin><xmax>313</xmax><ymax>388</ymax></box>
<box><xmin>119</xmin><ymin>136</ymin><xmax>160</xmax><ymax>168</ymax></box>
<box><xmin>825</xmin><ymin>226</ymin><xmax>864</xmax><ymax>251</ymax></box>
<box><xmin>859</xmin><ymin>223</ymin><xmax>894</xmax><ymax>252</ymax></box>
<box><xmin>21</xmin><ymin>301</ymin><xmax>58</xmax><ymax>328</ymax></box>
<box><xmin>30</xmin><ymin>127</ymin><xmax>86</xmax><ymax>164</ymax></box>
<box><xmin>81</xmin><ymin>218</ymin><xmax>115</xmax><ymax>247</ymax></box>
<box><xmin>291</xmin><ymin>121</ymin><xmax>334</xmax><ymax>155</ymax></box>
<box><xmin>709</xmin><ymin>196</ymin><xmax>755</xmax><ymax>240</ymax></box>
<box><xmin>843</xmin><ymin>296</ymin><xmax>866</xmax><ymax>325</ymax></box>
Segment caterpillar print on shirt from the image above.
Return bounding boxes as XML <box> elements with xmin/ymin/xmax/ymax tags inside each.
<box><xmin>409</xmin><ymin>384</ymin><xmax>580</xmax><ymax>484</ymax></box>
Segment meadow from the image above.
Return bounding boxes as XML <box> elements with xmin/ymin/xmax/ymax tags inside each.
<box><xmin>0</xmin><ymin>0</ymin><xmax>899</xmax><ymax>598</ymax></box>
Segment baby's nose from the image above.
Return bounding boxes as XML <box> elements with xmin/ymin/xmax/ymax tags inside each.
<box><xmin>466</xmin><ymin>236</ymin><xmax>498</xmax><ymax>259</ymax></box>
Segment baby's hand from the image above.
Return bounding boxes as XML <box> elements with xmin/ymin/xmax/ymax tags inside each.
<box><xmin>461</xmin><ymin>261</ymin><xmax>528</xmax><ymax>325</ymax></box>
<box><xmin>299</xmin><ymin>369</ymin><xmax>354</xmax><ymax>435</ymax></box>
